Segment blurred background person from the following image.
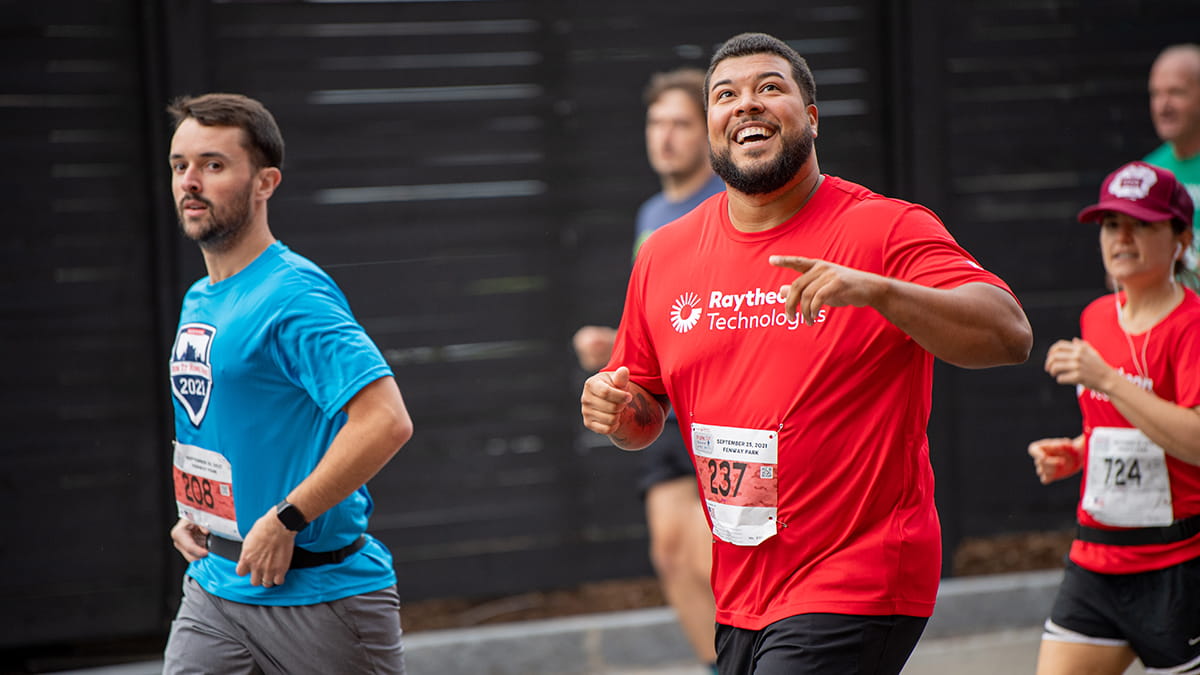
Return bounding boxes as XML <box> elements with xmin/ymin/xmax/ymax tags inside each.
<box><xmin>573</xmin><ymin>67</ymin><xmax>723</xmax><ymax>671</ymax></box>
<box><xmin>1146</xmin><ymin>43</ymin><xmax>1200</xmax><ymax>281</ymax></box>
<box><xmin>1028</xmin><ymin>161</ymin><xmax>1200</xmax><ymax>675</ymax></box>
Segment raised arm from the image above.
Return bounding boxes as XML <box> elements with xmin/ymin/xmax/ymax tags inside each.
<box><xmin>1046</xmin><ymin>337</ymin><xmax>1200</xmax><ymax>464</ymax></box>
<box><xmin>770</xmin><ymin>256</ymin><xmax>1032</xmax><ymax>369</ymax></box>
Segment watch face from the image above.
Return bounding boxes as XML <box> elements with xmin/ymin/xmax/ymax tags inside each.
<box><xmin>276</xmin><ymin>501</ymin><xmax>307</xmax><ymax>531</ymax></box>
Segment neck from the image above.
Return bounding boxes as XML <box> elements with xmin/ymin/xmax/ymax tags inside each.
<box><xmin>1171</xmin><ymin>135</ymin><xmax>1200</xmax><ymax>160</ymax></box>
<box><xmin>1118</xmin><ymin>276</ymin><xmax>1182</xmax><ymax>332</ymax></box>
<box><xmin>661</xmin><ymin>167</ymin><xmax>715</xmax><ymax>203</ymax></box>
<box><xmin>726</xmin><ymin>161</ymin><xmax>823</xmax><ymax>233</ymax></box>
<box><xmin>201</xmin><ymin>220</ymin><xmax>276</xmax><ymax>283</ymax></box>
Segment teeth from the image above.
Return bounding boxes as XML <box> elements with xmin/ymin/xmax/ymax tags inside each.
<box><xmin>736</xmin><ymin>126</ymin><xmax>772</xmax><ymax>143</ymax></box>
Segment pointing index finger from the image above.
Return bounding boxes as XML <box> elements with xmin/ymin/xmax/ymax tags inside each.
<box><xmin>769</xmin><ymin>255</ymin><xmax>815</xmax><ymax>272</ymax></box>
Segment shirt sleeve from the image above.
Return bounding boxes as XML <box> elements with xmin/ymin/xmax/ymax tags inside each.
<box><xmin>606</xmin><ymin>247</ymin><xmax>667</xmax><ymax>397</ymax></box>
<box><xmin>272</xmin><ymin>280</ymin><xmax>393</xmax><ymax>417</ymax></box>
<box><xmin>1172</xmin><ymin>310</ymin><xmax>1200</xmax><ymax>409</ymax></box>
<box><xmin>881</xmin><ymin>202</ymin><xmax>1016</xmax><ymax>296</ymax></box>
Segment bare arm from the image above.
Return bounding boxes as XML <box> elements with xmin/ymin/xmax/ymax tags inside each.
<box><xmin>770</xmin><ymin>256</ymin><xmax>1032</xmax><ymax>368</ymax></box>
<box><xmin>1046</xmin><ymin>338</ymin><xmax>1200</xmax><ymax>464</ymax></box>
<box><xmin>580</xmin><ymin>366</ymin><xmax>668</xmax><ymax>450</ymax></box>
<box><xmin>237</xmin><ymin>376</ymin><xmax>413</xmax><ymax>586</ymax></box>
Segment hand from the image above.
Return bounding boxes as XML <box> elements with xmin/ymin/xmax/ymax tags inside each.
<box><xmin>581</xmin><ymin>366</ymin><xmax>634</xmax><ymax>435</ymax></box>
<box><xmin>769</xmin><ymin>255</ymin><xmax>886</xmax><ymax>325</ymax></box>
<box><xmin>1044</xmin><ymin>338</ymin><xmax>1115</xmax><ymax>392</ymax></box>
<box><xmin>1027</xmin><ymin>437</ymin><xmax>1084</xmax><ymax>484</ymax></box>
<box><xmin>235</xmin><ymin>507</ymin><xmax>296</xmax><ymax>588</ymax></box>
<box><xmin>170</xmin><ymin>518</ymin><xmax>209</xmax><ymax>563</ymax></box>
<box><xmin>572</xmin><ymin>325</ymin><xmax>616</xmax><ymax>371</ymax></box>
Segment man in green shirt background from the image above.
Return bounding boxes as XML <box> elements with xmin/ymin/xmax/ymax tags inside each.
<box><xmin>1145</xmin><ymin>43</ymin><xmax>1200</xmax><ymax>262</ymax></box>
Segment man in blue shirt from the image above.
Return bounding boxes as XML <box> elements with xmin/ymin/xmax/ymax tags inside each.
<box><xmin>573</xmin><ymin>68</ymin><xmax>723</xmax><ymax>672</ymax></box>
<box><xmin>163</xmin><ymin>93</ymin><xmax>414</xmax><ymax>674</ymax></box>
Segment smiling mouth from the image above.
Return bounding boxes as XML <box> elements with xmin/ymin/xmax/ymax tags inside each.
<box><xmin>735</xmin><ymin>125</ymin><xmax>775</xmax><ymax>145</ymax></box>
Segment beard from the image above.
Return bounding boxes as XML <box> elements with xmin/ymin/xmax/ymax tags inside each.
<box><xmin>177</xmin><ymin>182</ymin><xmax>253</xmax><ymax>252</ymax></box>
<box><xmin>710</xmin><ymin>122</ymin><xmax>814</xmax><ymax>195</ymax></box>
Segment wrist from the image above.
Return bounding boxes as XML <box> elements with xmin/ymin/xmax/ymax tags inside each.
<box><xmin>274</xmin><ymin>500</ymin><xmax>309</xmax><ymax>532</ymax></box>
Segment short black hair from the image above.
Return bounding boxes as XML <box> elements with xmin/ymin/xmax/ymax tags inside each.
<box><xmin>705</xmin><ymin>32</ymin><xmax>817</xmax><ymax>108</ymax></box>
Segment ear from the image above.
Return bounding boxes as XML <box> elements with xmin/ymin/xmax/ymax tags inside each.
<box><xmin>255</xmin><ymin>166</ymin><xmax>282</xmax><ymax>201</ymax></box>
<box><xmin>808</xmin><ymin>104</ymin><xmax>819</xmax><ymax>138</ymax></box>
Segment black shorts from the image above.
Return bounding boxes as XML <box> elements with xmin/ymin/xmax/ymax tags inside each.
<box><xmin>1044</xmin><ymin>558</ymin><xmax>1200</xmax><ymax>670</ymax></box>
<box><xmin>715</xmin><ymin>613</ymin><xmax>927</xmax><ymax>675</ymax></box>
<box><xmin>637</xmin><ymin>416</ymin><xmax>696</xmax><ymax>497</ymax></box>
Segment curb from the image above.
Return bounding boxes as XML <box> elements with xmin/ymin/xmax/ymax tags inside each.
<box><xmin>56</xmin><ymin>570</ymin><xmax>1065</xmax><ymax>675</ymax></box>
<box><xmin>404</xmin><ymin>606</ymin><xmax>695</xmax><ymax>675</ymax></box>
<box><xmin>402</xmin><ymin>569</ymin><xmax>1064</xmax><ymax>675</ymax></box>
<box><xmin>924</xmin><ymin>568</ymin><xmax>1061</xmax><ymax>639</ymax></box>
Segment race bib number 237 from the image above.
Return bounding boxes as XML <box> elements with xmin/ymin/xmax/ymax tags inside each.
<box><xmin>692</xmin><ymin>422</ymin><xmax>778</xmax><ymax>546</ymax></box>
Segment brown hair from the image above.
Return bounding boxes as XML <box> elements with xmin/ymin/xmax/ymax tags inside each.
<box><xmin>643</xmin><ymin>67</ymin><xmax>707</xmax><ymax>116</ymax></box>
<box><xmin>167</xmin><ymin>93</ymin><xmax>284</xmax><ymax>169</ymax></box>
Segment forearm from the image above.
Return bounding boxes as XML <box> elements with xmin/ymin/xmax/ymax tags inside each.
<box><xmin>1102</xmin><ymin>376</ymin><xmax>1200</xmax><ymax>464</ymax></box>
<box><xmin>874</xmin><ymin>281</ymin><xmax>1032</xmax><ymax>368</ymax></box>
<box><xmin>287</xmin><ymin>377</ymin><xmax>413</xmax><ymax>521</ymax></box>
<box><xmin>608</xmin><ymin>380</ymin><xmax>668</xmax><ymax>451</ymax></box>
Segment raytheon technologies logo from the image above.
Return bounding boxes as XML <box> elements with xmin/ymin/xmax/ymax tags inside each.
<box><xmin>670</xmin><ymin>285</ymin><xmax>827</xmax><ymax>334</ymax></box>
<box><xmin>670</xmin><ymin>292</ymin><xmax>703</xmax><ymax>333</ymax></box>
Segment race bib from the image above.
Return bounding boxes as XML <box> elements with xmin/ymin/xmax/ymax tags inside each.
<box><xmin>691</xmin><ymin>422</ymin><xmax>778</xmax><ymax>546</ymax></box>
<box><xmin>1082</xmin><ymin>427</ymin><xmax>1173</xmax><ymax>528</ymax></box>
<box><xmin>173</xmin><ymin>442</ymin><xmax>240</xmax><ymax>540</ymax></box>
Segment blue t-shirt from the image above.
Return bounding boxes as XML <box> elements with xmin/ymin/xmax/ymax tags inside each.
<box><xmin>170</xmin><ymin>241</ymin><xmax>396</xmax><ymax>606</ymax></box>
<box><xmin>633</xmin><ymin>173</ymin><xmax>726</xmax><ymax>256</ymax></box>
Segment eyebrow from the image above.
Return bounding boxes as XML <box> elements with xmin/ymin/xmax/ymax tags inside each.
<box><xmin>168</xmin><ymin>151</ymin><xmax>231</xmax><ymax>161</ymax></box>
<box><xmin>710</xmin><ymin>71</ymin><xmax>788</xmax><ymax>91</ymax></box>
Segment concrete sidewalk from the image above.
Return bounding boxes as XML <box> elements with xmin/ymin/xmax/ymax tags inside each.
<box><xmin>55</xmin><ymin>568</ymin><xmax>1147</xmax><ymax>675</ymax></box>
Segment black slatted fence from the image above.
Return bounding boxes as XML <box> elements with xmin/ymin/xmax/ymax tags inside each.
<box><xmin>3</xmin><ymin>0</ymin><xmax>1199</xmax><ymax>650</ymax></box>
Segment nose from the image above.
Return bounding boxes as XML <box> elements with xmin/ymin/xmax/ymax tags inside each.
<box><xmin>1111</xmin><ymin>222</ymin><xmax>1136</xmax><ymax>242</ymax></box>
<box><xmin>735</xmin><ymin>90</ymin><xmax>764</xmax><ymax>116</ymax></box>
<box><xmin>179</xmin><ymin>165</ymin><xmax>202</xmax><ymax>194</ymax></box>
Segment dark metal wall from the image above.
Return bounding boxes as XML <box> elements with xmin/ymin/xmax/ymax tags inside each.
<box><xmin>906</xmin><ymin>1</ymin><xmax>1200</xmax><ymax>546</ymax></box>
<box><xmin>0</xmin><ymin>0</ymin><xmax>175</xmax><ymax>648</ymax></box>
<box><xmin>2</xmin><ymin>0</ymin><xmax>1199</xmax><ymax>650</ymax></box>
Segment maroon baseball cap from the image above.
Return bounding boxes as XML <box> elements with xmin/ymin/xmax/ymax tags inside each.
<box><xmin>1077</xmin><ymin>161</ymin><xmax>1194</xmax><ymax>226</ymax></box>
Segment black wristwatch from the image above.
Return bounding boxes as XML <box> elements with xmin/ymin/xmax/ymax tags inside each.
<box><xmin>275</xmin><ymin>500</ymin><xmax>309</xmax><ymax>532</ymax></box>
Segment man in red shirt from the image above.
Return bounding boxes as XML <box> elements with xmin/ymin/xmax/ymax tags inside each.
<box><xmin>580</xmin><ymin>32</ymin><xmax>1033</xmax><ymax>674</ymax></box>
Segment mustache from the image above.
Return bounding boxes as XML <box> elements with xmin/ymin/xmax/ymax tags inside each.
<box><xmin>730</xmin><ymin>115</ymin><xmax>778</xmax><ymax>135</ymax></box>
<box><xmin>179</xmin><ymin>195</ymin><xmax>212</xmax><ymax>210</ymax></box>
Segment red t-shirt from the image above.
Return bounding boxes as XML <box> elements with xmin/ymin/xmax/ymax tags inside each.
<box><xmin>1070</xmin><ymin>288</ymin><xmax>1200</xmax><ymax>574</ymax></box>
<box><xmin>608</xmin><ymin>176</ymin><xmax>1016</xmax><ymax>629</ymax></box>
